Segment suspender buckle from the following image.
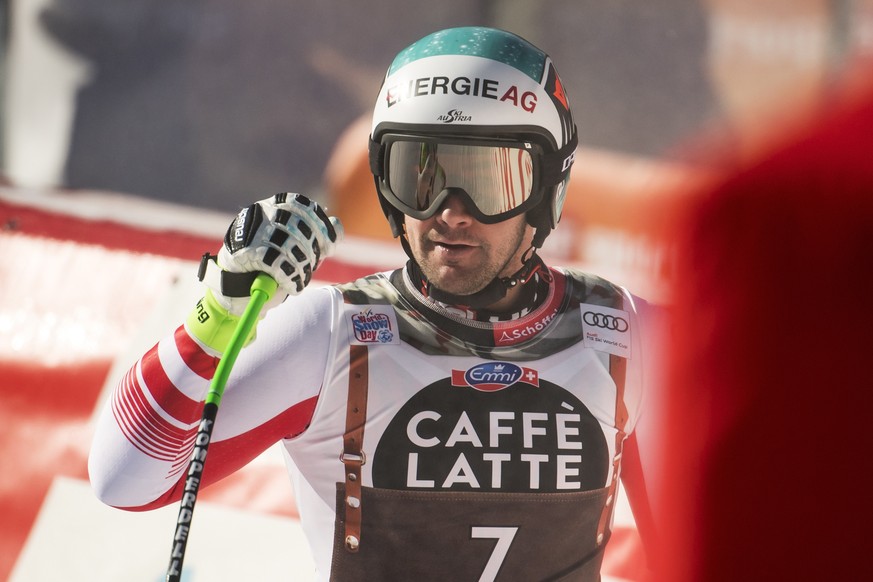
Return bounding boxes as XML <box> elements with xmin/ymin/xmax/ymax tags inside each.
<box><xmin>339</xmin><ymin>451</ymin><xmax>367</xmax><ymax>465</ymax></box>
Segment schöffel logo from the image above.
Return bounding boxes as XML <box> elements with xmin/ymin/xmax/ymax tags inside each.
<box><xmin>351</xmin><ymin>309</ymin><xmax>395</xmax><ymax>344</ymax></box>
<box><xmin>451</xmin><ymin>362</ymin><xmax>539</xmax><ymax>392</ymax></box>
<box><xmin>437</xmin><ymin>109</ymin><xmax>472</xmax><ymax>123</ymax></box>
<box><xmin>582</xmin><ymin>311</ymin><xmax>629</xmax><ymax>332</ymax></box>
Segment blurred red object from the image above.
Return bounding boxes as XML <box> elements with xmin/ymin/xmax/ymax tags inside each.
<box><xmin>654</xmin><ymin>89</ymin><xmax>873</xmax><ymax>581</ymax></box>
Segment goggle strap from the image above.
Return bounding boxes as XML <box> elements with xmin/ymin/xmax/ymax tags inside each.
<box><xmin>369</xmin><ymin>135</ymin><xmax>385</xmax><ymax>177</ymax></box>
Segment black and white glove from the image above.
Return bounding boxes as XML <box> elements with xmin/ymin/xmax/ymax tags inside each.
<box><xmin>199</xmin><ymin>193</ymin><xmax>343</xmax><ymax>316</ymax></box>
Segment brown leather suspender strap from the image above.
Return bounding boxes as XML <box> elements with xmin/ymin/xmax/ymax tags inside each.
<box><xmin>596</xmin><ymin>353</ymin><xmax>629</xmax><ymax>547</ymax></box>
<box><xmin>341</xmin><ymin>344</ymin><xmax>370</xmax><ymax>552</ymax></box>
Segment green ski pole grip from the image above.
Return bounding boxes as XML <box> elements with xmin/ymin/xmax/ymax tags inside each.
<box><xmin>205</xmin><ymin>273</ymin><xmax>278</xmax><ymax>407</ymax></box>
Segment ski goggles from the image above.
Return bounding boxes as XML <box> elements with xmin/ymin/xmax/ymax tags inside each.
<box><xmin>374</xmin><ymin>136</ymin><xmax>544</xmax><ymax>223</ymax></box>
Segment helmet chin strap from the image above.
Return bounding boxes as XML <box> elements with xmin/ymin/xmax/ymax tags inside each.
<box><xmin>403</xmin><ymin>236</ymin><xmax>547</xmax><ymax>310</ymax></box>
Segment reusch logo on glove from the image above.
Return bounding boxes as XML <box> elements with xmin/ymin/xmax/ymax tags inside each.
<box><xmin>225</xmin><ymin>204</ymin><xmax>264</xmax><ymax>254</ymax></box>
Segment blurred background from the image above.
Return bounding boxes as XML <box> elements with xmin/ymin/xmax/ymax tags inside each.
<box><xmin>4</xmin><ymin>0</ymin><xmax>719</xmax><ymax>208</ymax></box>
<box><xmin>4</xmin><ymin>0</ymin><xmax>873</xmax><ymax>291</ymax></box>
<box><xmin>2</xmin><ymin>1</ymin><xmax>872</xmax><ymax>580</ymax></box>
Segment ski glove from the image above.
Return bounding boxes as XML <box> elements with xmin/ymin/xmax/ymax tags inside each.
<box><xmin>190</xmin><ymin>193</ymin><xmax>342</xmax><ymax>352</ymax></box>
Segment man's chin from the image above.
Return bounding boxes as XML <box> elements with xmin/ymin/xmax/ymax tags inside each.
<box><xmin>426</xmin><ymin>270</ymin><xmax>488</xmax><ymax>297</ymax></box>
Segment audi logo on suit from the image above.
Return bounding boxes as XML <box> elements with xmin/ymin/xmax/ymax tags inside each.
<box><xmin>582</xmin><ymin>311</ymin><xmax>629</xmax><ymax>332</ymax></box>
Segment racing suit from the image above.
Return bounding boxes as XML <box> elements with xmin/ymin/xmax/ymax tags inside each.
<box><xmin>89</xmin><ymin>264</ymin><xmax>661</xmax><ymax>581</ymax></box>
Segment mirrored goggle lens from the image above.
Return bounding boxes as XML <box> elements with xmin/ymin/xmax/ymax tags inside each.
<box><xmin>386</xmin><ymin>141</ymin><xmax>535</xmax><ymax>217</ymax></box>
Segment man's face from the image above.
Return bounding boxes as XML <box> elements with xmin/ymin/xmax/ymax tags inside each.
<box><xmin>404</xmin><ymin>194</ymin><xmax>533</xmax><ymax>297</ymax></box>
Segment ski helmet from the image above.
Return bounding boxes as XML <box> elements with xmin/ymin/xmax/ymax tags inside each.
<box><xmin>369</xmin><ymin>26</ymin><xmax>578</xmax><ymax>249</ymax></box>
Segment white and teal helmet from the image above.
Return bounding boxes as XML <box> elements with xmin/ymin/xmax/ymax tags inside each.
<box><xmin>369</xmin><ymin>26</ymin><xmax>578</xmax><ymax>248</ymax></box>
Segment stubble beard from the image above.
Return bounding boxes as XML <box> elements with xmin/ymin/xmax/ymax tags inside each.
<box><xmin>413</xmin><ymin>220</ymin><xmax>528</xmax><ymax>297</ymax></box>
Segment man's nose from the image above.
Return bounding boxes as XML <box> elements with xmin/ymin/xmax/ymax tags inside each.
<box><xmin>435</xmin><ymin>190</ymin><xmax>474</xmax><ymax>227</ymax></box>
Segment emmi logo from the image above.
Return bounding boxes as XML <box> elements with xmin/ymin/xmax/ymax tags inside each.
<box><xmin>451</xmin><ymin>362</ymin><xmax>539</xmax><ymax>392</ymax></box>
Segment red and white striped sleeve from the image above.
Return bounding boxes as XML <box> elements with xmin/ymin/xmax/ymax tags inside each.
<box><xmin>89</xmin><ymin>286</ymin><xmax>334</xmax><ymax>510</ymax></box>
<box><xmin>89</xmin><ymin>325</ymin><xmax>217</xmax><ymax>509</ymax></box>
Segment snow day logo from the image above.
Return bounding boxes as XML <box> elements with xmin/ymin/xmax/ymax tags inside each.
<box><xmin>349</xmin><ymin>307</ymin><xmax>397</xmax><ymax>344</ymax></box>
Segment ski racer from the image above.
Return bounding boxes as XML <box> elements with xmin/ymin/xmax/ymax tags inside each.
<box><xmin>89</xmin><ymin>26</ymin><xmax>664</xmax><ymax>581</ymax></box>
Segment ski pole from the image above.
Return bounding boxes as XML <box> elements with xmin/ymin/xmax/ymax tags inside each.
<box><xmin>166</xmin><ymin>272</ymin><xmax>278</xmax><ymax>582</ymax></box>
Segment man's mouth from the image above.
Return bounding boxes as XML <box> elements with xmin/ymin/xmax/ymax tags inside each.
<box><xmin>430</xmin><ymin>233</ymin><xmax>477</xmax><ymax>248</ymax></box>
<box><xmin>435</xmin><ymin>241</ymin><xmax>470</xmax><ymax>250</ymax></box>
